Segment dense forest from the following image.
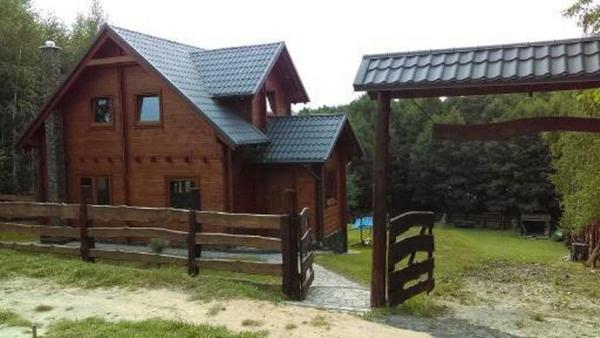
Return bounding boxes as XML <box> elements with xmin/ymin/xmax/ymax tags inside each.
<box><xmin>0</xmin><ymin>0</ymin><xmax>105</xmax><ymax>194</ymax></box>
<box><xmin>1</xmin><ymin>0</ymin><xmax>600</xmax><ymax>236</ymax></box>
<box><xmin>299</xmin><ymin>93</ymin><xmax>577</xmax><ymax>220</ymax></box>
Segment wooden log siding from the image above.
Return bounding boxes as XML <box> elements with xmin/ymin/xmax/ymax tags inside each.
<box><xmin>0</xmin><ymin>222</ymin><xmax>79</xmax><ymax>238</ymax></box>
<box><xmin>0</xmin><ymin>202</ymin><xmax>79</xmax><ymax>219</ymax></box>
<box><xmin>387</xmin><ymin>211</ymin><xmax>435</xmax><ymax>307</ymax></box>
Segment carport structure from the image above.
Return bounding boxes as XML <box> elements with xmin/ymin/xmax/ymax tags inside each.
<box><xmin>353</xmin><ymin>35</ymin><xmax>600</xmax><ymax>307</ymax></box>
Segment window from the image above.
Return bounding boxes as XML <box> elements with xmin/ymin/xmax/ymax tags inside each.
<box><xmin>169</xmin><ymin>179</ymin><xmax>196</xmax><ymax>209</ymax></box>
<box><xmin>325</xmin><ymin>169</ymin><xmax>338</xmax><ymax>202</ymax></box>
<box><xmin>80</xmin><ymin>176</ymin><xmax>111</xmax><ymax>205</ymax></box>
<box><xmin>137</xmin><ymin>94</ymin><xmax>161</xmax><ymax>123</ymax></box>
<box><xmin>91</xmin><ymin>97</ymin><xmax>112</xmax><ymax>124</ymax></box>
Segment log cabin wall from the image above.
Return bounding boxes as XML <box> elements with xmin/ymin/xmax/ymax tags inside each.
<box><xmin>63</xmin><ymin>63</ymin><xmax>227</xmax><ymax>231</ymax></box>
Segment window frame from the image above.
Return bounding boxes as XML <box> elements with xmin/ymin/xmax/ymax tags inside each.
<box><xmin>135</xmin><ymin>91</ymin><xmax>163</xmax><ymax>128</ymax></box>
<box><xmin>90</xmin><ymin>96</ymin><xmax>114</xmax><ymax>128</ymax></box>
<box><xmin>79</xmin><ymin>175</ymin><xmax>112</xmax><ymax>205</ymax></box>
<box><xmin>165</xmin><ymin>176</ymin><xmax>200</xmax><ymax>209</ymax></box>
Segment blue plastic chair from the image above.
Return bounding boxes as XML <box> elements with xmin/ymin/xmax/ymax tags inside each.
<box><xmin>352</xmin><ymin>216</ymin><xmax>373</xmax><ymax>245</ymax></box>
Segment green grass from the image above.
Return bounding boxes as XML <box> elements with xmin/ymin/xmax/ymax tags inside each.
<box><xmin>0</xmin><ymin>308</ymin><xmax>32</xmax><ymax>327</ymax></box>
<box><xmin>317</xmin><ymin>226</ymin><xmax>573</xmax><ymax>315</ymax></box>
<box><xmin>44</xmin><ymin>317</ymin><xmax>266</xmax><ymax>338</ymax></box>
<box><xmin>0</xmin><ymin>248</ymin><xmax>282</xmax><ymax>302</ymax></box>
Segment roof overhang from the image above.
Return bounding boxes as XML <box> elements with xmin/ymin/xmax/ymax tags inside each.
<box><xmin>354</xmin><ymin>36</ymin><xmax>600</xmax><ymax>99</ymax></box>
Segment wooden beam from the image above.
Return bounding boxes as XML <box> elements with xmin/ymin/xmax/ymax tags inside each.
<box><xmin>371</xmin><ymin>92</ymin><xmax>391</xmax><ymax>307</ymax></box>
<box><xmin>433</xmin><ymin>117</ymin><xmax>600</xmax><ymax>141</ymax></box>
<box><xmin>86</xmin><ymin>55</ymin><xmax>136</xmax><ymax>67</ymax></box>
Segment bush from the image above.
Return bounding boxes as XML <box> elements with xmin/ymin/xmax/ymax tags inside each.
<box><xmin>148</xmin><ymin>238</ymin><xmax>169</xmax><ymax>254</ymax></box>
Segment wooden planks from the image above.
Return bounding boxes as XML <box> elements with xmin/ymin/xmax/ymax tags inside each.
<box><xmin>388</xmin><ymin>235</ymin><xmax>434</xmax><ymax>263</ymax></box>
<box><xmin>196</xmin><ymin>233</ymin><xmax>281</xmax><ymax>251</ymax></box>
<box><xmin>197</xmin><ymin>211</ymin><xmax>285</xmax><ymax>230</ymax></box>
<box><xmin>0</xmin><ymin>194</ymin><xmax>36</xmax><ymax>202</ymax></box>
<box><xmin>387</xmin><ymin>210</ymin><xmax>435</xmax><ymax>307</ymax></box>
<box><xmin>389</xmin><ymin>211</ymin><xmax>435</xmax><ymax>239</ymax></box>
<box><xmin>0</xmin><ymin>202</ymin><xmax>79</xmax><ymax>219</ymax></box>
<box><xmin>88</xmin><ymin>227</ymin><xmax>187</xmax><ymax>242</ymax></box>
<box><xmin>0</xmin><ymin>222</ymin><xmax>79</xmax><ymax>238</ymax></box>
<box><xmin>388</xmin><ymin>279</ymin><xmax>435</xmax><ymax>305</ymax></box>
<box><xmin>198</xmin><ymin>258</ymin><xmax>282</xmax><ymax>276</ymax></box>
<box><xmin>0</xmin><ymin>241</ymin><xmax>80</xmax><ymax>256</ymax></box>
<box><xmin>89</xmin><ymin>248</ymin><xmax>187</xmax><ymax>265</ymax></box>
<box><xmin>87</xmin><ymin>205</ymin><xmax>188</xmax><ymax>223</ymax></box>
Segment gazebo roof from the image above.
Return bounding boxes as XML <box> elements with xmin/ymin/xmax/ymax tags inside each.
<box><xmin>354</xmin><ymin>36</ymin><xmax>600</xmax><ymax>97</ymax></box>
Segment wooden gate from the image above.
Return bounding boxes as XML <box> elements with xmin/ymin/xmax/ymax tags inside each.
<box><xmin>387</xmin><ymin>211</ymin><xmax>435</xmax><ymax>306</ymax></box>
<box><xmin>299</xmin><ymin>207</ymin><xmax>314</xmax><ymax>298</ymax></box>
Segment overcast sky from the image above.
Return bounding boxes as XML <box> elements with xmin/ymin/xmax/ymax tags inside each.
<box><xmin>32</xmin><ymin>0</ymin><xmax>583</xmax><ymax>109</ymax></box>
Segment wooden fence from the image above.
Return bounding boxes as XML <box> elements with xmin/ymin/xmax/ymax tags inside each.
<box><xmin>0</xmin><ymin>186</ymin><xmax>314</xmax><ymax>300</ymax></box>
<box><xmin>387</xmin><ymin>211</ymin><xmax>435</xmax><ymax>306</ymax></box>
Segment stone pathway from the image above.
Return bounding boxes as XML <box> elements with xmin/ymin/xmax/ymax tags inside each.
<box><xmin>289</xmin><ymin>263</ymin><xmax>370</xmax><ymax>312</ymax></box>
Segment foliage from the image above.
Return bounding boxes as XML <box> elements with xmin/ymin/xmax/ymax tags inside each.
<box><xmin>148</xmin><ymin>238</ymin><xmax>169</xmax><ymax>254</ymax></box>
<box><xmin>45</xmin><ymin>317</ymin><xmax>266</xmax><ymax>338</ymax></box>
<box><xmin>564</xmin><ymin>0</ymin><xmax>600</xmax><ymax>35</ymax></box>
<box><xmin>0</xmin><ymin>308</ymin><xmax>32</xmax><ymax>327</ymax></box>
<box><xmin>0</xmin><ymin>0</ymin><xmax>105</xmax><ymax>194</ymax></box>
<box><xmin>301</xmin><ymin>93</ymin><xmax>568</xmax><ymax>216</ymax></box>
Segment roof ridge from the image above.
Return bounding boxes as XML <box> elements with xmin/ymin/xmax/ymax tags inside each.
<box><xmin>362</xmin><ymin>35</ymin><xmax>594</xmax><ymax>59</ymax></box>
<box><xmin>268</xmin><ymin>113</ymin><xmax>346</xmax><ymax>118</ymax></box>
<box><xmin>192</xmin><ymin>41</ymin><xmax>285</xmax><ymax>54</ymax></box>
<box><xmin>108</xmin><ymin>24</ymin><xmax>205</xmax><ymax>51</ymax></box>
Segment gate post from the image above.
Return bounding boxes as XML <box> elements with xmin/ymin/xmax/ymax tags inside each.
<box><xmin>281</xmin><ymin>189</ymin><xmax>301</xmax><ymax>300</ymax></box>
<box><xmin>371</xmin><ymin>92</ymin><xmax>391</xmax><ymax>307</ymax></box>
<box><xmin>79</xmin><ymin>185</ymin><xmax>94</xmax><ymax>263</ymax></box>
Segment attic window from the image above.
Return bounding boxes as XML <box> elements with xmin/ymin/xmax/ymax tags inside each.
<box><xmin>91</xmin><ymin>97</ymin><xmax>112</xmax><ymax>124</ymax></box>
<box><xmin>137</xmin><ymin>94</ymin><xmax>161</xmax><ymax>123</ymax></box>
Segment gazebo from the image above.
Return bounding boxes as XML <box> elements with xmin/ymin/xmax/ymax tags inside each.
<box><xmin>353</xmin><ymin>35</ymin><xmax>600</xmax><ymax>307</ymax></box>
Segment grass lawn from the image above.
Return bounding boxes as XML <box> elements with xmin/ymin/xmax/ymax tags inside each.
<box><xmin>44</xmin><ymin>317</ymin><xmax>266</xmax><ymax>338</ymax></box>
<box><xmin>0</xmin><ymin>248</ymin><xmax>282</xmax><ymax>302</ymax></box>
<box><xmin>316</xmin><ymin>225</ymin><xmax>585</xmax><ymax>315</ymax></box>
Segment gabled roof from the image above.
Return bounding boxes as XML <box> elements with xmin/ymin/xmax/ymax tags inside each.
<box><xmin>261</xmin><ymin>114</ymin><xmax>363</xmax><ymax>163</ymax></box>
<box><xmin>19</xmin><ymin>25</ymin><xmax>309</xmax><ymax>148</ymax></box>
<box><xmin>354</xmin><ymin>36</ymin><xmax>600</xmax><ymax>95</ymax></box>
<box><xmin>192</xmin><ymin>42</ymin><xmax>284</xmax><ymax>97</ymax></box>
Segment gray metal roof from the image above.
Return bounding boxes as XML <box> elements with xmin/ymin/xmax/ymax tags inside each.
<box><xmin>261</xmin><ymin>114</ymin><xmax>351</xmax><ymax>163</ymax></box>
<box><xmin>192</xmin><ymin>42</ymin><xmax>284</xmax><ymax>97</ymax></box>
<box><xmin>110</xmin><ymin>25</ymin><xmax>286</xmax><ymax>146</ymax></box>
<box><xmin>354</xmin><ymin>36</ymin><xmax>600</xmax><ymax>92</ymax></box>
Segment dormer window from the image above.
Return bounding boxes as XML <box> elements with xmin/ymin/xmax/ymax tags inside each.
<box><xmin>137</xmin><ymin>94</ymin><xmax>161</xmax><ymax>123</ymax></box>
<box><xmin>91</xmin><ymin>97</ymin><xmax>112</xmax><ymax>124</ymax></box>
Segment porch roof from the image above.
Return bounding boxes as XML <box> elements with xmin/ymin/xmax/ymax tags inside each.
<box><xmin>261</xmin><ymin>114</ymin><xmax>363</xmax><ymax>164</ymax></box>
<box><xmin>354</xmin><ymin>36</ymin><xmax>600</xmax><ymax>98</ymax></box>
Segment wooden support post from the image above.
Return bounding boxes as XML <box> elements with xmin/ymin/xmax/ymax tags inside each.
<box><xmin>371</xmin><ymin>92</ymin><xmax>391</xmax><ymax>307</ymax></box>
<box><xmin>314</xmin><ymin>165</ymin><xmax>325</xmax><ymax>242</ymax></box>
<box><xmin>191</xmin><ymin>187</ymin><xmax>202</xmax><ymax>258</ymax></box>
<box><xmin>79</xmin><ymin>184</ymin><xmax>94</xmax><ymax>263</ymax></box>
<box><xmin>281</xmin><ymin>189</ymin><xmax>301</xmax><ymax>300</ymax></box>
<box><xmin>187</xmin><ymin>187</ymin><xmax>201</xmax><ymax>276</ymax></box>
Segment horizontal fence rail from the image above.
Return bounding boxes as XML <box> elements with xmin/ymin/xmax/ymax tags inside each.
<box><xmin>0</xmin><ymin>186</ymin><xmax>311</xmax><ymax>300</ymax></box>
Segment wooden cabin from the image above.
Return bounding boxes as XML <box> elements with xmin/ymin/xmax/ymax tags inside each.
<box><xmin>18</xmin><ymin>25</ymin><xmax>362</xmax><ymax>250</ymax></box>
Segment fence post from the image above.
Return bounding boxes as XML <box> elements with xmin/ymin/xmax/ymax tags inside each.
<box><xmin>79</xmin><ymin>185</ymin><xmax>94</xmax><ymax>263</ymax></box>
<box><xmin>281</xmin><ymin>189</ymin><xmax>301</xmax><ymax>300</ymax></box>
<box><xmin>191</xmin><ymin>187</ymin><xmax>202</xmax><ymax>258</ymax></box>
<box><xmin>187</xmin><ymin>187</ymin><xmax>200</xmax><ymax>276</ymax></box>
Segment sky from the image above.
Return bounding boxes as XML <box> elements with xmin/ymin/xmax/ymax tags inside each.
<box><xmin>31</xmin><ymin>0</ymin><xmax>584</xmax><ymax>110</ymax></box>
